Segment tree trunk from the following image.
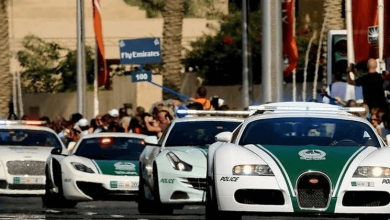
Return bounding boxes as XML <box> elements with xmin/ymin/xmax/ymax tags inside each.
<box><xmin>161</xmin><ymin>0</ymin><xmax>184</xmax><ymax>99</ymax></box>
<box><xmin>0</xmin><ymin>0</ymin><xmax>11</xmax><ymax>118</ymax></box>
<box><xmin>321</xmin><ymin>0</ymin><xmax>345</xmax><ymax>86</ymax></box>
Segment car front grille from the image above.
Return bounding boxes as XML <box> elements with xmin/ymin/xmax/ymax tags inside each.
<box><xmin>6</xmin><ymin>161</ymin><xmax>45</xmax><ymax>175</ymax></box>
<box><xmin>8</xmin><ymin>184</ymin><xmax>44</xmax><ymax>190</ymax></box>
<box><xmin>235</xmin><ymin>189</ymin><xmax>285</xmax><ymax>205</ymax></box>
<box><xmin>296</xmin><ymin>172</ymin><xmax>331</xmax><ymax>209</ymax></box>
<box><xmin>181</xmin><ymin>178</ymin><xmax>207</xmax><ymax>191</ymax></box>
<box><xmin>342</xmin><ymin>191</ymin><xmax>390</xmax><ymax>207</ymax></box>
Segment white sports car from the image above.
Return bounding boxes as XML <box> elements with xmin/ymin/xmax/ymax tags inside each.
<box><xmin>207</xmin><ymin>102</ymin><xmax>390</xmax><ymax>220</ymax></box>
<box><xmin>43</xmin><ymin>132</ymin><xmax>147</xmax><ymax>208</ymax></box>
<box><xmin>0</xmin><ymin>120</ymin><xmax>63</xmax><ymax>196</ymax></box>
<box><xmin>138</xmin><ymin>116</ymin><xmax>243</xmax><ymax>214</ymax></box>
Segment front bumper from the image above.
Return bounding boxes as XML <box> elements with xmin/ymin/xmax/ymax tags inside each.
<box><xmin>61</xmin><ymin>165</ymin><xmax>139</xmax><ymax>201</ymax></box>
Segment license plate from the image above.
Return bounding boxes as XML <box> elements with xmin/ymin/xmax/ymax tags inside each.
<box><xmin>351</xmin><ymin>181</ymin><xmax>375</xmax><ymax>187</ymax></box>
<box><xmin>13</xmin><ymin>177</ymin><xmax>44</xmax><ymax>184</ymax></box>
<box><xmin>110</xmin><ymin>181</ymin><xmax>139</xmax><ymax>189</ymax></box>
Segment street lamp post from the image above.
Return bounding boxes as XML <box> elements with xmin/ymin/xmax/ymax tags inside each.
<box><xmin>261</xmin><ymin>0</ymin><xmax>283</xmax><ymax>103</ymax></box>
<box><xmin>77</xmin><ymin>0</ymin><xmax>87</xmax><ymax>117</ymax></box>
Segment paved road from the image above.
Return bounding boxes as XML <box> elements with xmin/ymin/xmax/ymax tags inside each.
<box><xmin>0</xmin><ymin>196</ymin><xmax>360</xmax><ymax>220</ymax></box>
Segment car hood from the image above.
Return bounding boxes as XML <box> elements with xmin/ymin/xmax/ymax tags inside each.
<box><xmin>165</xmin><ymin>146</ymin><xmax>208</xmax><ymax>166</ymax></box>
<box><xmin>0</xmin><ymin>146</ymin><xmax>53</xmax><ymax>161</ymax></box>
<box><xmin>250</xmin><ymin>144</ymin><xmax>375</xmax><ymax>189</ymax></box>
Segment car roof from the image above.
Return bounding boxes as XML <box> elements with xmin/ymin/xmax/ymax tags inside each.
<box><xmin>79</xmin><ymin>132</ymin><xmax>148</xmax><ymax>140</ymax></box>
<box><xmin>173</xmin><ymin>116</ymin><xmax>245</xmax><ymax>123</ymax></box>
<box><xmin>246</xmin><ymin>101</ymin><xmax>368</xmax><ymax>123</ymax></box>
<box><xmin>0</xmin><ymin>120</ymin><xmax>56</xmax><ymax>133</ymax></box>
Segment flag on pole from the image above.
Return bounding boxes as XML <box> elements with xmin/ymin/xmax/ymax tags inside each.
<box><xmin>351</xmin><ymin>0</ymin><xmax>380</xmax><ymax>63</ymax></box>
<box><xmin>282</xmin><ymin>0</ymin><xmax>298</xmax><ymax>78</ymax></box>
<box><xmin>92</xmin><ymin>0</ymin><xmax>109</xmax><ymax>89</ymax></box>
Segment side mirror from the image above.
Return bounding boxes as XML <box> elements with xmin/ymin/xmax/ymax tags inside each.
<box><xmin>51</xmin><ymin>147</ymin><xmax>62</xmax><ymax>155</ymax></box>
<box><xmin>386</xmin><ymin>134</ymin><xmax>390</xmax><ymax>146</ymax></box>
<box><xmin>144</xmin><ymin>136</ymin><xmax>160</xmax><ymax>146</ymax></box>
<box><xmin>215</xmin><ymin>131</ymin><xmax>232</xmax><ymax>143</ymax></box>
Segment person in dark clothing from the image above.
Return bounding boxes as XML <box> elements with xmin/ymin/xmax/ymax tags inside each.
<box><xmin>347</xmin><ymin>59</ymin><xmax>388</xmax><ymax>111</ymax></box>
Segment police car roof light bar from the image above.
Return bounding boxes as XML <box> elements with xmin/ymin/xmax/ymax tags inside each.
<box><xmin>0</xmin><ymin>120</ymin><xmax>47</xmax><ymax>126</ymax></box>
<box><xmin>176</xmin><ymin>109</ymin><xmax>251</xmax><ymax>116</ymax></box>
<box><xmin>248</xmin><ymin>105</ymin><xmax>366</xmax><ymax>113</ymax></box>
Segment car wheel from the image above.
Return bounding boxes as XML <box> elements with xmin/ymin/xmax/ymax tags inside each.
<box><xmin>205</xmin><ymin>171</ymin><xmax>241</xmax><ymax>220</ymax></box>
<box><xmin>153</xmin><ymin>164</ymin><xmax>174</xmax><ymax>215</ymax></box>
<box><xmin>137</xmin><ymin>165</ymin><xmax>154</xmax><ymax>214</ymax></box>
<box><xmin>42</xmin><ymin>165</ymin><xmax>77</xmax><ymax>208</ymax></box>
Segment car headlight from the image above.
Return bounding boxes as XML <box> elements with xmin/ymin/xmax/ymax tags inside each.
<box><xmin>166</xmin><ymin>152</ymin><xmax>192</xmax><ymax>172</ymax></box>
<box><xmin>233</xmin><ymin>164</ymin><xmax>274</xmax><ymax>176</ymax></box>
<box><xmin>353</xmin><ymin>166</ymin><xmax>390</xmax><ymax>178</ymax></box>
<box><xmin>71</xmin><ymin>162</ymin><xmax>95</xmax><ymax>173</ymax></box>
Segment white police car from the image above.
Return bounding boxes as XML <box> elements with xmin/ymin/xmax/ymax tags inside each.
<box><xmin>207</xmin><ymin>102</ymin><xmax>390</xmax><ymax>220</ymax></box>
<box><xmin>0</xmin><ymin>120</ymin><xmax>63</xmax><ymax>196</ymax></box>
<box><xmin>139</xmin><ymin>114</ymin><xmax>245</xmax><ymax>214</ymax></box>
<box><xmin>43</xmin><ymin>132</ymin><xmax>147</xmax><ymax>208</ymax></box>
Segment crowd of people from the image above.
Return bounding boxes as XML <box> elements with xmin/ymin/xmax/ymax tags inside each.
<box><xmin>6</xmin><ymin>58</ymin><xmax>390</xmax><ymax>146</ymax></box>
<box><xmin>8</xmin><ymin>86</ymin><xmax>231</xmax><ymax>148</ymax></box>
<box><xmin>320</xmin><ymin>58</ymin><xmax>390</xmax><ymax>139</ymax></box>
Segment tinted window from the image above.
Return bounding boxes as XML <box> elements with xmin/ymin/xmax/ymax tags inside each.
<box><xmin>0</xmin><ymin>129</ymin><xmax>62</xmax><ymax>148</ymax></box>
<box><xmin>239</xmin><ymin>118</ymin><xmax>380</xmax><ymax>147</ymax></box>
<box><xmin>75</xmin><ymin>137</ymin><xmax>144</xmax><ymax>160</ymax></box>
<box><xmin>165</xmin><ymin>121</ymin><xmax>241</xmax><ymax>147</ymax></box>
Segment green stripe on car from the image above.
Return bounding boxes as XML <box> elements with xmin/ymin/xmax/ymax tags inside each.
<box><xmin>256</xmin><ymin>145</ymin><xmax>365</xmax><ymax>197</ymax></box>
<box><xmin>93</xmin><ymin>160</ymin><xmax>139</xmax><ymax>176</ymax></box>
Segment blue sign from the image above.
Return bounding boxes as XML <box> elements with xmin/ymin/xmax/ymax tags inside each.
<box><xmin>119</xmin><ymin>38</ymin><xmax>161</xmax><ymax>65</ymax></box>
<box><xmin>132</xmin><ymin>70</ymin><xmax>152</xmax><ymax>83</ymax></box>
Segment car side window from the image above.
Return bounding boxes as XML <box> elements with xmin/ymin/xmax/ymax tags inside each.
<box><xmin>231</xmin><ymin>124</ymin><xmax>243</xmax><ymax>144</ymax></box>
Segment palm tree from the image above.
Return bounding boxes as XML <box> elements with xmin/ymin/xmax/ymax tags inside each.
<box><xmin>161</xmin><ymin>0</ymin><xmax>184</xmax><ymax>99</ymax></box>
<box><xmin>0</xmin><ymin>0</ymin><xmax>11</xmax><ymax>118</ymax></box>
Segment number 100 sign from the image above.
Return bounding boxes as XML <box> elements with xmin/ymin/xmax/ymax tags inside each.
<box><xmin>132</xmin><ymin>70</ymin><xmax>152</xmax><ymax>83</ymax></box>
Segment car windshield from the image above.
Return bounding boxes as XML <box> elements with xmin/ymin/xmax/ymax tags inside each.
<box><xmin>165</xmin><ymin>120</ymin><xmax>241</xmax><ymax>147</ymax></box>
<box><xmin>74</xmin><ymin>137</ymin><xmax>144</xmax><ymax>160</ymax></box>
<box><xmin>239</xmin><ymin>117</ymin><xmax>380</xmax><ymax>147</ymax></box>
<box><xmin>0</xmin><ymin>129</ymin><xmax>62</xmax><ymax>148</ymax></box>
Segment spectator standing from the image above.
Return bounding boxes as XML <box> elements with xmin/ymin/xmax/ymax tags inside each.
<box><xmin>93</xmin><ymin>114</ymin><xmax>104</xmax><ymax>133</ymax></box>
<box><xmin>129</xmin><ymin>106</ymin><xmax>146</xmax><ymax>133</ymax></box>
<box><xmin>194</xmin><ymin>86</ymin><xmax>211</xmax><ymax>110</ymax></box>
<box><xmin>157</xmin><ymin>109</ymin><xmax>173</xmax><ymax>134</ymax></box>
<box><xmin>347</xmin><ymin>59</ymin><xmax>388</xmax><ymax>112</ymax></box>
<box><xmin>142</xmin><ymin>113</ymin><xmax>162</xmax><ymax>137</ymax></box>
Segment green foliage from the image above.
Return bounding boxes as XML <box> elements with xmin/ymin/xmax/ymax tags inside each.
<box><xmin>183</xmin><ymin>6</ymin><xmax>262</xmax><ymax>85</ymax></box>
<box><xmin>57</xmin><ymin>46</ymin><xmax>95</xmax><ymax>92</ymax></box>
<box><xmin>123</xmin><ymin>0</ymin><xmax>219</xmax><ymax>19</ymax></box>
<box><xmin>183</xmin><ymin>4</ymin><xmax>325</xmax><ymax>85</ymax></box>
<box><xmin>17</xmin><ymin>35</ymin><xmax>95</xmax><ymax>93</ymax></box>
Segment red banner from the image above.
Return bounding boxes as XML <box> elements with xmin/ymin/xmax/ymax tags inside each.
<box><xmin>384</xmin><ymin>0</ymin><xmax>390</xmax><ymax>60</ymax></box>
<box><xmin>282</xmin><ymin>0</ymin><xmax>298</xmax><ymax>78</ymax></box>
<box><xmin>93</xmin><ymin>0</ymin><xmax>109</xmax><ymax>89</ymax></box>
<box><xmin>352</xmin><ymin>0</ymin><xmax>379</xmax><ymax>63</ymax></box>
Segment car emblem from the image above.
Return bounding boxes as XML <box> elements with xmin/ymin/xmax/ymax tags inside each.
<box><xmin>114</xmin><ymin>162</ymin><xmax>136</xmax><ymax>171</ymax></box>
<box><xmin>298</xmin><ymin>149</ymin><xmax>326</xmax><ymax>160</ymax></box>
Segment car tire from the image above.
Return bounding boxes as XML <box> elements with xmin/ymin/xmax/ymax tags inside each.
<box><xmin>153</xmin><ymin>164</ymin><xmax>174</xmax><ymax>215</ymax></box>
<box><xmin>205</xmin><ymin>171</ymin><xmax>241</xmax><ymax>220</ymax></box>
<box><xmin>42</xmin><ymin>165</ymin><xmax>77</xmax><ymax>208</ymax></box>
<box><xmin>137</xmin><ymin>165</ymin><xmax>155</xmax><ymax>214</ymax></box>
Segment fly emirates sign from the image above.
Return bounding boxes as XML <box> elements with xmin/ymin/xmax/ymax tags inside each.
<box><xmin>119</xmin><ymin>38</ymin><xmax>162</xmax><ymax>65</ymax></box>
